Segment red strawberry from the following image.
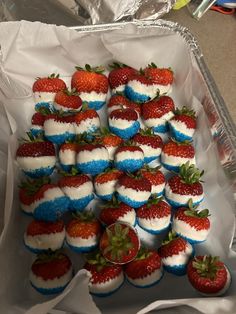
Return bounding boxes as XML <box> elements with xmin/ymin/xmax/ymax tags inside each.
<box><xmin>84</xmin><ymin>251</ymin><xmax>124</xmax><ymax>296</ymax></box>
<box><xmin>108</xmin><ymin>62</ymin><xmax>137</xmax><ymax>93</ymax></box>
<box><xmin>59</xmin><ymin>143</ymin><xmax>79</xmax><ymax>172</ymax></box>
<box><xmin>31</xmin><ymin>112</ymin><xmax>45</xmax><ymax>126</ymax></box>
<box><xmin>54</xmin><ymin>88</ymin><xmax>82</xmax><ymax>112</ymax></box>
<box><xmin>169</xmin><ymin>106</ymin><xmax>197</xmax><ymax>142</ymax></box>
<box><xmin>94</xmin><ymin>168</ymin><xmax>123</xmax><ymax>201</ymax></box>
<box><xmin>137</xmin><ymin>197</ymin><xmax>171</xmax><ymax>234</ymax></box>
<box><xmin>161</xmin><ymin>139</ymin><xmax>195</xmax><ymax>172</ymax></box>
<box><xmin>99</xmin><ymin>197</ymin><xmax>136</xmax><ymax>226</ymax></box>
<box><xmin>30</xmin><ymin>252</ymin><xmax>73</xmax><ymax>294</ymax></box>
<box><xmin>133</xmin><ymin>129</ymin><xmax>163</xmax><ymax>164</ymax></box>
<box><xmin>124</xmin><ymin>248</ymin><xmax>163</xmax><ymax>287</ymax></box>
<box><xmin>24</xmin><ymin>220</ymin><xmax>65</xmax><ymax>253</ymax></box>
<box><xmin>71</xmin><ymin>64</ymin><xmax>108</xmax><ymax>110</ymax></box>
<box><xmin>94</xmin><ymin>128</ymin><xmax>123</xmax><ymax>160</ymax></box>
<box><xmin>158</xmin><ymin>231</ymin><xmax>193</xmax><ymax>275</ymax></box>
<box><xmin>107</xmin><ymin>94</ymin><xmax>141</xmax><ymax>115</ymax></box>
<box><xmin>33</xmin><ymin>74</ymin><xmax>66</xmax><ymax>93</ymax></box>
<box><xmin>144</xmin><ymin>63</ymin><xmax>173</xmax><ymax>85</ymax></box>
<box><xmin>66</xmin><ymin>211</ymin><xmax>101</xmax><ymax>252</ymax></box>
<box><xmin>74</xmin><ymin>108</ymin><xmax>100</xmax><ymax>136</ymax></box>
<box><xmin>125</xmin><ymin>73</ymin><xmax>155</xmax><ymax>103</ymax></box>
<box><xmin>114</xmin><ymin>144</ymin><xmax>144</xmax><ymax>173</ymax></box>
<box><xmin>187</xmin><ymin>256</ymin><xmax>231</xmax><ymax>295</ymax></box>
<box><xmin>140</xmin><ymin>166</ymin><xmax>165</xmax><ymax>196</ymax></box>
<box><xmin>165</xmin><ymin>162</ymin><xmax>204</xmax><ymax>208</ymax></box>
<box><xmin>172</xmin><ymin>199</ymin><xmax>210</xmax><ymax>243</ymax></box>
<box><xmin>100</xmin><ymin>222</ymin><xmax>140</xmax><ymax>264</ymax></box>
<box><xmin>58</xmin><ymin>172</ymin><xmax>94</xmax><ymax>211</ymax></box>
<box><xmin>16</xmin><ymin>134</ymin><xmax>56</xmax><ymax>178</ymax></box>
<box><xmin>116</xmin><ymin>173</ymin><xmax>151</xmax><ymax>208</ymax></box>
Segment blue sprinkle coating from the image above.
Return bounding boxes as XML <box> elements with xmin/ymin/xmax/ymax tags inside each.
<box><xmin>144</xmin><ymin>156</ymin><xmax>159</xmax><ymax>164</ymax></box>
<box><xmin>77</xmin><ymin>160</ymin><xmax>109</xmax><ymax>176</ymax></box>
<box><xmin>87</xmin><ymin>100</ymin><xmax>106</xmax><ymax>111</ymax></box>
<box><xmin>126</xmin><ymin>272</ymin><xmax>164</xmax><ymax>288</ymax></box>
<box><xmin>153</xmin><ymin>124</ymin><xmax>168</xmax><ymax>134</ymax></box>
<box><xmin>125</xmin><ymin>85</ymin><xmax>151</xmax><ymax>103</ymax></box>
<box><xmin>152</xmin><ymin>191</ymin><xmax>164</xmax><ymax>197</ymax></box>
<box><xmin>30</xmin><ymin>282</ymin><xmax>68</xmax><ymax>295</ymax></box>
<box><xmin>60</xmin><ymin>164</ymin><xmax>73</xmax><ymax>172</ymax></box>
<box><xmin>91</xmin><ymin>278</ymin><xmax>125</xmax><ymax>297</ymax></box>
<box><xmin>96</xmin><ymin>193</ymin><xmax>113</xmax><ymax>201</ymax></box>
<box><xmin>164</xmin><ymin>264</ymin><xmax>188</xmax><ymax>276</ymax></box>
<box><xmin>137</xmin><ymin>221</ymin><xmax>170</xmax><ymax>235</ymax></box>
<box><xmin>175</xmin><ymin>232</ymin><xmax>206</xmax><ymax>244</ymax></box>
<box><xmin>69</xmin><ymin>194</ymin><xmax>94</xmax><ymax>211</ymax></box>
<box><xmin>45</xmin><ymin>133</ymin><xmax>75</xmax><ymax>145</ymax></box>
<box><xmin>35</xmin><ymin>102</ymin><xmax>54</xmax><ymax>111</ymax></box>
<box><xmin>24</xmin><ymin>166</ymin><xmax>54</xmax><ymax>179</ymax></box>
<box><xmin>66</xmin><ymin>242</ymin><xmax>98</xmax><ymax>253</ymax></box>
<box><xmin>24</xmin><ymin>241</ymin><xmax>64</xmax><ymax>254</ymax></box>
<box><xmin>109</xmin><ymin>121</ymin><xmax>140</xmax><ymax>140</ymax></box>
<box><xmin>117</xmin><ymin>194</ymin><xmax>148</xmax><ymax>209</ymax></box>
<box><xmin>162</xmin><ymin>162</ymin><xmax>180</xmax><ymax>173</ymax></box>
<box><xmin>165</xmin><ymin>195</ymin><xmax>204</xmax><ymax>208</ymax></box>
<box><xmin>115</xmin><ymin>159</ymin><xmax>144</xmax><ymax>173</ymax></box>
<box><xmin>30</xmin><ymin>128</ymin><xmax>44</xmax><ymax>137</ymax></box>
<box><xmin>169</xmin><ymin>123</ymin><xmax>193</xmax><ymax>142</ymax></box>
<box><xmin>33</xmin><ymin>196</ymin><xmax>70</xmax><ymax>222</ymax></box>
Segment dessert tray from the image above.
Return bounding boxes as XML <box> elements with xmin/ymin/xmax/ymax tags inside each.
<box><xmin>0</xmin><ymin>19</ymin><xmax>235</xmax><ymax>314</ymax></box>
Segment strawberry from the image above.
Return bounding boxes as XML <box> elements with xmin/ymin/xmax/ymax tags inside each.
<box><xmin>84</xmin><ymin>251</ymin><xmax>124</xmax><ymax>296</ymax></box>
<box><xmin>100</xmin><ymin>222</ymin><xmax>140</xmax><ymax>264</ymax></box>
<box><xmin>169</xmin><ymin>106</ymin><xmax>197</xmax><ymax>142</ymax></box>
<box><xmin>172</xmin><ymin>199</ymin><xmax>210</xmax><ymax>243</ymax></box>
<box><xmin>33</xmin><ymin>183</ymin><xmax>70</xmax><ymax>222</ymax></box>
<box><xmin>53</xmin><ymin>88</ymin><xmax>82</xmax><ymax>112</ymax></box>
<box><xmin>116</xmin><ymin>172</ymin><xmax>151</xmax><ymax>208</ymax></box>
<box><xmin>107</xmin><ymin>94</ymin><xmax>141</xmax><ymax>115</ymax></box>
<box><xmin>94</xmin><ymin>128</ymin><xmax>123</xmax><ymax>160</ymax></box>
<box><xmin>33</xmin><ymin>74</ymin><xmax>66</xmax><ymax>111</ymax></box>
<box><xmin>133</xmin><ymin>129</ymin><xmax>163</xmax><ymax>164</ymax></box>
<box><xmin>74</xmin><ymin>107</ymin><xmax>100</xmax><ymax>137</ymax></box>
<box><xmin>125</xmin><ymin>72</ymin><xmax>156</xmax><ymax>103</ymax></box>
<box><xmin>165</xmin><ymin>162</ymin><xmax>204</xmax><ymax>208</ymax></box>
<box><xmin>140</xmin><ymin>166</ymin><xmax>165</xmax><ymax>196</ymax></box>
<box><xmin>144</xmin><ymin>63</ymin><xmax>173</xmax><ymax>94</ymax></box>
<box><xmin>59</xmin><ymin>142</ymin><xmax>79</xmax><ymax>172</ymax></box>
<box><xmin>30</xmin><ymin>112</ymin><xmax>45</xmax><ymax>137</ymax></box>
<box><xmin>158</xmin><ymin>231</ymin><xmax>194</xmax><ymax>275</ymax></box>
<box><xmin>71</xmin><ymin>64</ymin><xmax>108</xmax><ymax>111</ymax></box>
<box><xmin>24</xmin><ymin>220</ymin><xmax>65</xmax><ymax>253</ymax></box>
<box><xmin>114</xmin><ymin>144</ymin><xmax>144</xmax><ymax>172</ymax></box>
<box><xmin>16</xmin><ymin>134</ymin><xmax>56</xmax><ymax>178</ymax></box>
<box><xmin>108</xmin><ymin>62</ymin><xmax>137</xmax><ymax>94</ymax></box>
<box><xmin>94</xmin><ymin>168</ymin><xmax>123</xmax><ymax>201</ymax></box>
<box><xmin>66</xmin><ymin>211</ymin><xmax>101</xmax><ymax>253</ymax></box>
<box><xmin>124</xmin><ymin>247</ymin><xmax>163</xmax><ymax>288</ymax></box>
<box><xmin>142</xmin><ymin>96</ymin><xmax>175</xmax><ymax>134</ymax></box>
<box><xmin>58</xmin><ymin>170</ymin><xmax>94</xmax><ymax>211</ymax></box>
<box><xmin>44</xmin><ymin>113</ymin><xmax>75</xmax><ymax>145</ymax></box>
<box><xmin>76</xmin><ymin>143</ymin><xmax>109</xmax><ymax>176</ymax></box>
<box><xmin>161</xmin><ymin>138</ymin><xmax>196</xmax><ymax>172</ymax></box>
<box><xmin>187</xmin><ymin>256</ymin><xmax>231</xmax><ymax>296</ymax></box>
<box><xmin>30</xmin><ymin>252</ymin><xmax>73</xmax><ymax>294</ymax></box>
<box><xmin>109</xmin><ymin>108</ymin><xmax>140</xmax><ymax>140</ymax></box>
<box><xmin>137</xmin><ymin>197</ymin><xmax>171</xmax><ymax>234</ymax></box>
<box><xmin>99</xmin><ymin>196</ymin><xmax>136</xmax><ymax>226</ymax></box>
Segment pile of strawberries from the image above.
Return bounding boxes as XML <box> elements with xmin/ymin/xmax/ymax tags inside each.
<box><xmin>16</xmin><ymin>63</ymin><xmax>231</xmax><ymax>297</ymax></box>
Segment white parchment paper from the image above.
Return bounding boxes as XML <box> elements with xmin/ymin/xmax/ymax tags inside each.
<box><xmin>0</xmin><ymin>21</ymin><xmax>235</xmax><ymax>314</ymax></box>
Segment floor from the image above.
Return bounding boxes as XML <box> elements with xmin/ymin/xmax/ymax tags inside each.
<box><xmin>165</xmin><ymin>7</ymin><xmax>236</xmax><ymax>122</ymax></box>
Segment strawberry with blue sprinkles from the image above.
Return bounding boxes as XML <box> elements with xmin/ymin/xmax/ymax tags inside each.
<box><xmin>30</xmin><ymin>251</ymin><xmax>73</xmax><ymax>295</ymax></box>
<box><xmin>114</xmin><ymin>144</ymin><xmax>144</xmax><ymax>173</ymax></box>
<box><xmin>66</xmin><ymin>211</ymin><xmax>101</xmax><ymax>253</ymax></box>
<box><xmin>59</xmin><ymin>142</ymin><xmax>78</xmax><ymax>172</ymax></box>
<box><xmin>108</xmin><ymin>108</ymin><xmax>140</xmax><ymax>140</ymax></box>
<box><xmin>172</xmin><ymin>199</ymin><xmax>210</xmax><ymax>244</ymax></box>
<box><xmin>53</xmin><ymin>88</ymin><xmax>82</xmax><ymax>112</ymax></box>
<box><xmin>74</xmin><ymin>107</ymin><xmax>101</xmax><ymax>137</ymax></box>
<box><xmin>169</xmin><ymin>106</ymin><xmax>197</xmax><ymax>142</ymax></box>
<box><xmin>30</xmin><ymin>112</ymin><xmax>46</xmax><ymax>137</ymax></box>
<box><xmin>165</xmin><ymin>162</ymin><xmax>204</xmax><ymax>208</ymax></box>
<box><xmin>158</xmin><ymin>231</ymin><xmax>194</xmax><ymax>275</ymax></box>
<box><xmin>141</xmin><ymin>166</ymin><xmax>165</xmax><ymax>197</ymax></box>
